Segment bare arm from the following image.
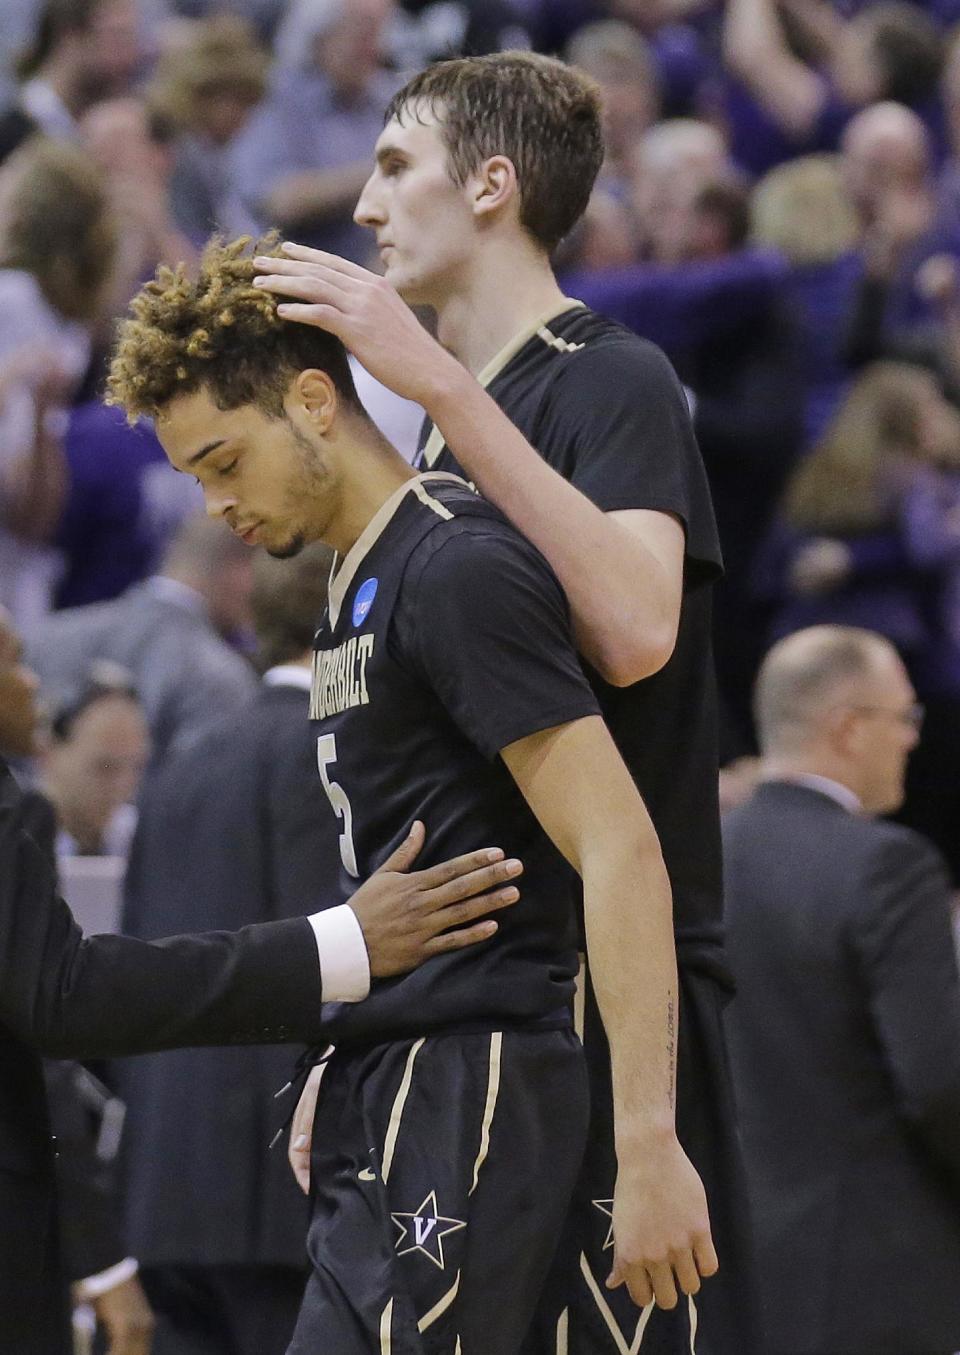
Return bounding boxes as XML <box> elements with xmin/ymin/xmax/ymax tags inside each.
<box><xmin>502</xmin><ymin>716</ymin><xmax>717</xmax><ymax>1309</ymax></box>
<box><xmin>0</xmin><ymin>357</ymin><xmax>72</xmax><ymax>544</ymax></box>
<box><xmin>723</xmin><ymin>0</ymin><xmax>827</xmax><ymax>139</ymax></box>
<box><xmin>3</xmin><ymin>402</ymin><xmax>67</xmax><ymax>543</ymax></box>
<box><xmin>253</xmin><ymin>249</ymin><xmax>686</xmax><ymax>684</ymax></box>
<box><xmin>425</xmin><ymin>369</ymin><xmax>685</xmax><ymax>685</ymax></box>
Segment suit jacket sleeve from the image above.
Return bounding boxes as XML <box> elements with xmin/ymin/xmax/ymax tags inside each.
<box><xmin>852</xmin><ymin>828</ymin><xmax>960</xmax><ymax>1189</ymax></box>
<box><xmin>0</xmin><ymin>764</ymin><xmax>324</xmax><ymax>1059</ymax></box>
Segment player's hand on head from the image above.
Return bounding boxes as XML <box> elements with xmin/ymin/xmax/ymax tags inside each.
<box><xmin>606</xmin><ymin>1134</ymin><xmax>718</xmax><ymax>1311</ymax></box>
<box><xmin>350</xmin><ymin>820</ymin><xmax>522</xmax><ymax>979</ymax></box>
<box><xmin>252</xmin><ymin>242</ymin><xmax>459</xmax><ymax>406</ymax></box>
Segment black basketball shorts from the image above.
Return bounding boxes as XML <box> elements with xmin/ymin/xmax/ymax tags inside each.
<box><xmin>287</xmin><ymin>1026</ymin><xmax>589</xmax><ymax>1355</ymax></box>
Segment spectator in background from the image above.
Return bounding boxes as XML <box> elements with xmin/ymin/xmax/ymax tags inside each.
<box><xmin>119</xmin><ymin>545</ymin><xmax>335</xmax><ymax>1355</ymax></box>
<box><xmin>632</xmin><ymin>116</ymin><xmax>728</xmax><ymax>260</ymax></box>
<box><xmin>842</xmin><ymin>102</ymin><xmax>960</xmax><ymax>371</ymax></box>
<box><xmin>721</xmin><ymin>0</ymin><xmax>944</xmax><ymax>179</ymax></box>
<box><xmin>81</xmin><ymin>97</ymin><xmax>199</xmax><ymax>309</ymax></box>
<box><xmin>724</xmin><ymin>625</ymin><xmax>960</xmax><ymax>1355</ymax></box>
<box><xmin>751</xmin><ymin>152</ymin><xmax>863</xmax><ymax>443</ymax></box>
<box><xmin>0</xmin><ymin>137</ymin><xmax>116</xmax><ymax>632</ymax></box>
<box><xmin>567</xmin><ymin>20</ymin><xmax>660</xmax><ymax>196</ymax></box>
<box><xmin>148</xmin><ymin>16</ymin><xmax>268</xmax><ymax>246</ymax></box>
<box><xmin>757</xmin><ymin>362</ymin><xmax>942</xmax><ymax>662</ymax></box>
<box><xmin>28</xmin><ymin>515</ymin><xmax>257</xmax><ymax>767</ymax></box>
<box><xmin>755</xmin><ymin>359</ymin><xmax>960</xmax><ymax>872</ymax></box>
<box><xmin>603</xmin><ymin>0</ymin><xmax>715</xmax><ymax>118</ymax></box>
<box><xmin>231</xmin><ymin>0</ymin><xmax>399</xmax><ymax>263</ymax></box>
<box><xmin>39</xmin><ymin>668</ymin><xmax>150</xmax><ymax>861</ymax></box>
<box><xmin>390</xmin><ymin>0</ymin><xmax>534</xmax><ymax>70</ymax></box>
<box><xmin>53</xmin><ymin>402</ymin><xmax>202</xmax><ymax>610</ymax></box>
<box><xmin>0</xmin><ymin>0</ymin><xmax>143</xmax><ymax>165</ymax></box>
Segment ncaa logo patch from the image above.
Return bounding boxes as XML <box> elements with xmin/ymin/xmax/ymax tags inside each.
<box><xmin>352</xmin><ymin>577</ymin><xmax>378</xmax><ymax>628</ymax></box>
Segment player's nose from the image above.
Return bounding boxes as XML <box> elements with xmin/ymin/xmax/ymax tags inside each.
<box><xmin>204</xmin><ymin>489</ymin><xmax>236</xmax><ymax>521</ymax></box>
<box><xmin>354</xmin><ymin>173</ymin><xmax>383</xmax><ymax>227</ymax></box>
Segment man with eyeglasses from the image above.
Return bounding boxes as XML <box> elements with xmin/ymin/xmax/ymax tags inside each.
<box><xmin>723</xmin><ymin>624</ymin><xmax>960</xmax><ymax>1355</ymax></box>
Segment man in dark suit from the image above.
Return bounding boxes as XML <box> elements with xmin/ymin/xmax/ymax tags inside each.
<box><xmin>723</xmin><ymin>624</ymin><xmax>960</xmax><ymax>1355</ymax></box>
<box><xmin>28</xmin><ymin>514</ymin><xmax>259</xmax><ymax>767</ymax></box>
<box><xmin>0</xmin><ymin>605</ymin><xmax>522</xmax><ymax>1355</ymax></box>
<box><xmin>118</xmin><ymin>546</ymin><xmax>338</xmax><ymax>1355</ymax></box>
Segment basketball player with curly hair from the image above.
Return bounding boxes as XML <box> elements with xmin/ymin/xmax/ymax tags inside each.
<box><xmin>108</xmin><ymin>234</ymin><xmax>699</xmax><ymax>1355</ymax></box>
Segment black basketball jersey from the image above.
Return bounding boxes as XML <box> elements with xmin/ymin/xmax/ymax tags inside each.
<box><xmin>310</xmin><ymin>472</ymin><xmax>600</xmax><ymax>1045</ymax></box>
<box><xmin>419</xmin><ymin>303</ymin><xmax>725</xmax><ymax>938</ymax></box>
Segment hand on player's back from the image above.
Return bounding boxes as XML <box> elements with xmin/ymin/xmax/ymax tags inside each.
<box><xmin>351</xmin><ymin>820</ymin><xmax>522</xmax><ymax>978</ymax></box>
<box><xmin>608</xmin><ymin>1133</ymin><xmax>719</xmax><ymax>1311</ymax></box>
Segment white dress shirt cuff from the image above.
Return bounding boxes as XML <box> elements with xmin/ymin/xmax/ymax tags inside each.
<box><xmin>74</xmin><ymin>1256</ymin><xmax>139</xmax><ymax>1300</ymax></box>
<box><xmin>308</xmin><ymin>903</ymin><xmax>370</xmax><ymax>1002</ymax></box>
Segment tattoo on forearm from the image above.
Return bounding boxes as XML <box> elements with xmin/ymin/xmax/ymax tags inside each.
<box><xmin>667</xmin><ymin>997</ymin><xmax>676</xmax><ymax>1109</ymax></box>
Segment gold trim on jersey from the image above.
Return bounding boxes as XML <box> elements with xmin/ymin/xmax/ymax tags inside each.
<box><xmin>420</xmin><ymin>297</ymin><xmax>585</xmax><ymax>469</ymax></box>
<box><xmin>327</xmin><ymin>472</ymin><xmax>466</xmax><ymax>627</ymax></box>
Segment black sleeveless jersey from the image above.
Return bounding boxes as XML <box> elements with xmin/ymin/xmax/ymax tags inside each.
<box><xmin>310</xmin><ymin>473</ymin><xmax>600</xmax><ymax>1045</ymax></box>
<box><xmin>419</xmin><ymin>304</ymin><xmax>725</xmax><ymax>940</ymax></box>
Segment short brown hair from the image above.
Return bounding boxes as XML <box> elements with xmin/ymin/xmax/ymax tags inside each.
<box><xmin>147</xmin><ymin>16</ymin><xmax>268</xmax><ymax>131</ymax></box>
<box><xmin>384</xmin><ymin>51</ymin><xmax>605</xmax><ymax>251</ymax></box>
<box><xmin>107</xmin><ymin>234</ymin><xmax>360</xmax><ymax>423</ymax></box>
<box><xmin>1</xmin><ymin>136</ymin><xmax>116</xmax><ymax>322</ymax></box>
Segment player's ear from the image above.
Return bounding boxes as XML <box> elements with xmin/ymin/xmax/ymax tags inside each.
<box><xmin>294</xmin><ymin>369</ymin><xmax>338</xmax><ymax>434</ymax></box>
<box><xmin>472</xmin><ymin>155</ymin><xmax>519</xmax><ymax>222</ymax></box>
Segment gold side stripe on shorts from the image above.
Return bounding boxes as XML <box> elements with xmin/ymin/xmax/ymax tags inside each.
<box><xmin>688</xmin><ymin>1293</ymin><xmax>698</xmax><ymax>1353</ymax></box>
<box><xmin>380</xmin><ymin>1298</ymin><xmax>394</xmax><ymax>1354</ymax></box>
<box><xmin>579</xmin><ymin>1253</ymin><xmax>653</xmax><ymax>1355</ymax></box>
<box><xmin>574</xmin><ymin>954</ymin><xmax>586</xmax><ymax>1042</ymax></box>
<box><xmin>556</xmin><ymin>1307</ymin><xmax>569</xmax><ymax>1354</ymax></box>
<box><xmin>469</xmin><ymin>1032</ymin><xmax>503</xmax><ymax>1196</ymax></box>
<box><xmin>412</xmin><ymin>479</ymin><xmax>454</xmax><ymax>520</ymax></box>
<box><xmin>418</xmin><ymin>1271</ymin><xmax>461</xmax><ymax>1333</ymax></box>
<box><xmin>382</xmin><ymin>1038</ymin><xmax>425</xmax><ymax>1182</ymax></box>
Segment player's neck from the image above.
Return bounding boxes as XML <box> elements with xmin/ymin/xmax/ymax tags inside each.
<box><xmin>434</xmin><ymin>245</ymin><xmax>566</xmax><ymax>377</ymax></box>
<box><xmin>325</xmin><ymin>431</ymin><xmax>416</xmax><ymax>557</ymax></box>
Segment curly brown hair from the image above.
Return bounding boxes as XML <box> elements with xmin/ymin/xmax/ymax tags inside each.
<box><xmin>107</xmin><ymin>234</ymin><xmax>360</xmax><ymax>423</ymax></box>
<box><xmin>385</xmin><ymin>52</ymin><xmax>604</xmax><ymax>252</ymax></box>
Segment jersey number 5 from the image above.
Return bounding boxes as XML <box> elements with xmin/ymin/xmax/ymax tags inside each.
<box><xmin>316</xmin><ymin>733</ymin><xmax>360</xmax><ymax>878</ymax></box>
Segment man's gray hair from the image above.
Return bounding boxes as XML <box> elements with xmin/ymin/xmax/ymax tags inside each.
<box><xmin>754</xmin><ymin>625</ymin><xmax>891</xmax><ymax>752</ymax></box>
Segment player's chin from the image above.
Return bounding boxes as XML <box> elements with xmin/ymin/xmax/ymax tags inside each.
<box><xmin>266</xmin><ymin>532</ymin><xmax>307</xmax><ymax>560</ymax></box>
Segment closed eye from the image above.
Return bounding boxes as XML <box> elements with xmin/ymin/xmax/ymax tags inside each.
<box><xmin>218</xmin><ymin>459</ymin><xmax>238</xmax><ymax>475</ymax></box>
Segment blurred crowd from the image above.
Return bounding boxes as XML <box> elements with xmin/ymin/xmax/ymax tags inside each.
<box><xmin>5</xmin><ymin>0</ymin><xmax>960</xmax><ymax>874</ymax></box>
<box><xmin>4</xmin><ymin>0</ymin><xmax>960</xmax><ymax>1349</ymax></box>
